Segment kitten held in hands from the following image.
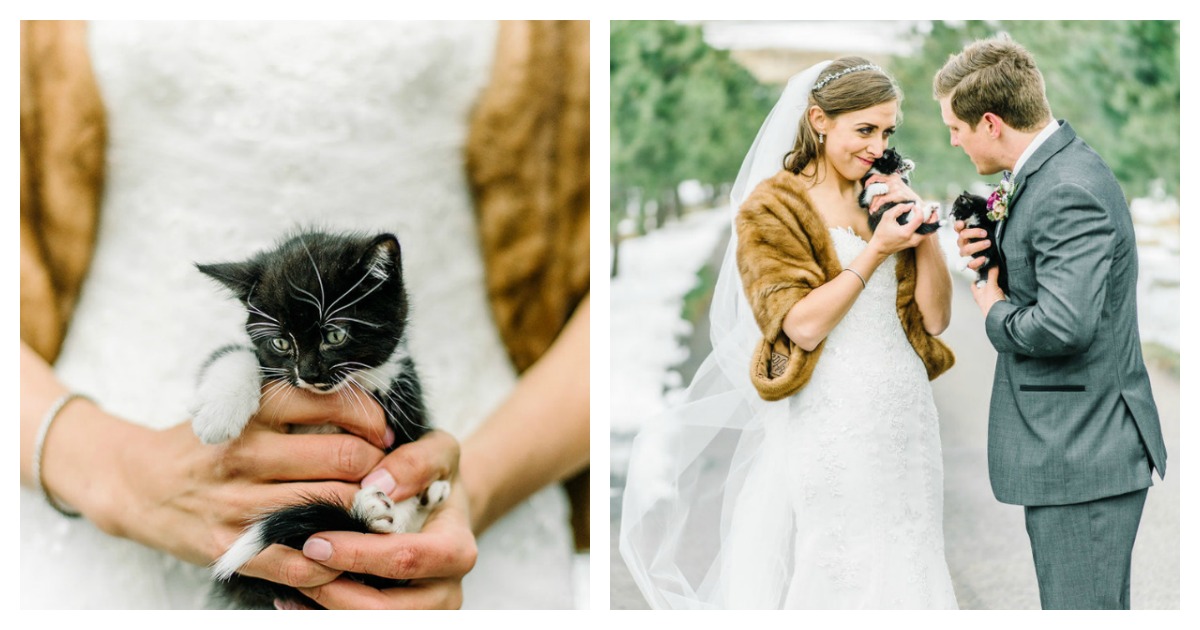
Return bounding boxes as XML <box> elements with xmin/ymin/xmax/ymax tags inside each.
<box><xmin>859</xmin><ymin>147</ymin><xmax>942</xmax><ymax>235</ymax></box>
<box><xmin>949</xmin><ymin>192</ymin><xmax>1000</xmax><ymax>287</ymax></box>
<box><xmin>192</xmin><ymin>229</ymin><xmax>448</xmax><ymax>609</ymax></box>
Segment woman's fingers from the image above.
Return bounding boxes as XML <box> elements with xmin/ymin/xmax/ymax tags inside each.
<box><xmin>237</xmin><ymin>543</ymin><xmax>343</xmax><ymax>588</ymax></box>
<box><xmin>301</xmin><ymin>524</ymin><xmax>477</xmax><ymax>581</ymax></box>
<box><xmin>879</xmin><ymin>203</ymin><xmax>922</xmax><ymax>237</ymax></box>
<box><xmin>362</xmin><ymin>430</ymin><xmax>460</xmax><ymax>500</ymax></box>
<box><xmin>302</xmin><ymin>478</ymin><xmax>476</xmax><ymax>580</ymax></box>
<box><xmin>219</xmin><ymin>430</ymin><xmax>385</xmax><ymax>483</ymax></box>
<box><xmin>207</xmin><ymin>479</ymin><xmax>364</xmax><ymax>587</ymax></box>
<box><xmin>298</xmin><ymin>576</ymin><xmax>464</xmax><ymax>610</ymax></box>
<box><xmin>902</xmin><ymin>203</ymin><xmax>924</xmax><ymax>233</ymax></box>
<box><xmin>254</xmin><ymin>382</ymin><xmax>391</xmax><ymax>450</ymax></box>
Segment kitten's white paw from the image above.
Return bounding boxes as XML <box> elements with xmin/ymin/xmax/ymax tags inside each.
<box><xmin>353</xmin><ymin>485</ymin><xmax>398</xmax><ymax>533</ymax></box>
<box><xmin>192</xmin><ymin>397</ymin><xmax>257</xmax><ymax>444</ymax></box>
<box><xmin>421</xmin><ymin>480</ymin><xmax>451</xmax><ymax>508</ymax></box>
<box><xmin>864</xmin><ymin>182</ymin><xmax>889</xmax><ymax>199</ymax></box>
<box><xmin>352</xmin><ymin>481</ymin><xmax>449</xmax><ymax>534</ymax></box>
<box><xmin>191</xmin><ymin>349</ymin><xmax>261</xmax><ymax>444</ymax></box>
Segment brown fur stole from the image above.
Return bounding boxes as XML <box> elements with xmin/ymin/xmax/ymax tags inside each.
<box><xmin>736</xmin><ymin>170</ymin><xmax>954</xmax><ymax>401</ymax></box>
<box><xmin>20</xmin><ymin>20</ymin><xmax>106</xmax><ymax>362</ymax></box>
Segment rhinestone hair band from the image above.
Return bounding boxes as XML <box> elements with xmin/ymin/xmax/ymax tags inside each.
<box><xmin>813</xmin><ymin>64</ymin><xmax>883</xmax><ymax>91</ymax></box>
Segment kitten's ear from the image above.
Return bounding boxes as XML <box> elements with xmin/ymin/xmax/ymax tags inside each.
<box><xmin>359</xmin><ymin>233</ymin><xmax>402</xmax><ymax>280</ymax></box>
<box><xmin>196</xmin><ymin>261</ymin><xmax>260</xmax><ymax>302</ymax></box>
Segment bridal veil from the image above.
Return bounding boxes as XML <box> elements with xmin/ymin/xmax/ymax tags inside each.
<box><xmin>619</xmin><ymin>61</ymin><xmax>832</xmax><ymax>609</ymax></box>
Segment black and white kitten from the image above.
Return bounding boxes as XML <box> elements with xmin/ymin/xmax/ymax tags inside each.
<box><xmin>192</xmin><ymin>230</ymin><xmax>448</xmax><ymax>609</ymax></box>
<box><xmin>949</xmin><ymin>191</ymin><xmax>1000</xmax><ymax>287</ymax></box>
<box><xmin>859</xmin><ymin>147</ymin><xmax>941</xmax><ymax>235</ymax></box>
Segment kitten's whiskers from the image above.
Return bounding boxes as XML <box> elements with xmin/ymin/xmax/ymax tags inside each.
<box><xmin>288</xmin><ymin>279</ymin><xmax>324</xmax><ymax>317</ymax></box>
<box><xmin>259</xmin><ymin>378</ymin><xmax>293</xmax><ymax>416</ymax></box>
<box><xmin>325</xmin><ymin>262</ymin><xmax>387</xmax><ymax>321</ymax></box>
<box><xmin>327</xmin><ymin>316</ymin><xmax>382</xmax><ymax>329</ymax></box>
<box><xmin>245</xmin><ymin>302</ymin><xmax>280</xmax><ymax>324</ymax></box>
<box><xmin>299</xmin><ymin>238</ymin><xmax>328</xmax><ymax>320</ymax></box>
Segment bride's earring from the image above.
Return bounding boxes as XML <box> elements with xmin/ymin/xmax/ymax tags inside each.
<box><xmin>818</xmin><ymin>133</ymin><xmax>825</xmax><ymax>144</ymax></box>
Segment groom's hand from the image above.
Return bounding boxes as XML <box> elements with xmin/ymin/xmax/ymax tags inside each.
<box><xmin>954</xmin><ymin>220</ymin><xmax>991</xmax><ymax>271</ymax></box>
<box><xmin>969</xmin><ymin>265</ymin><xmax>1006</xmax><ymax>317</ymax></box>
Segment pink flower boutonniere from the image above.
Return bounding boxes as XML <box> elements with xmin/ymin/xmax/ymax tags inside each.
<box><xmin>987</xmin><ymin>173</ymin><xmax>1016</xmax><ymax>221</ymax></box>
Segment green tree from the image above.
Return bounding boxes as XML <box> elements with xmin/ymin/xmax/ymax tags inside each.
<box><xmin>610</xmin><ymin>21</ymin><xmax>774</xmax><ymax>255</ymax></box>
<box><xmin>889</xmin><ymin>21</ymin><xmax>1179</xmax><ymax>200</ymax></box>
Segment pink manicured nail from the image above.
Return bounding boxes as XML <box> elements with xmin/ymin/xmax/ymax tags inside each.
<box><xmin>384</xmin><ymin>426</ymin><xmax>396</xmax><ymax>448</ymax></box>
<box><xmin>303</xmin><ymin>537</ymin><xmax>333</xmax><ymax>562</ymax></box>
<box><xmin>361</xmin><ymin>469</ymin><xmax>396</xmax><ymax>494</ymax></box>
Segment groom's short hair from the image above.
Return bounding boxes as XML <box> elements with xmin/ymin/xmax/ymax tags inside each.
<box><xmin>933</xmin><ymin>34</ymin><xmax>1052</xmax><ymax>132</ymax></box>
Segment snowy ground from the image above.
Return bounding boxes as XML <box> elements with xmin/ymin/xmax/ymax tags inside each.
<box><xmin>609</xmin><ymin>207</ymin><xmax>732</xmax><ymax>436</ymax></box>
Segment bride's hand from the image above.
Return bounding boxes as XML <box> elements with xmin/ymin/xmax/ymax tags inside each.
<box><xmin>296</xmin><ymin>431</ymin><xmax>477</xmax><ymax>609</ymax></box>
<box><xmin>868</xmin><ymin>202</ymin><xmax>929</xmax><ymax>256</ymax></box>
<box><xmin>82</xmin><ymin>384</ymin><xmax>390</xmax><ymax>590</ymax></box>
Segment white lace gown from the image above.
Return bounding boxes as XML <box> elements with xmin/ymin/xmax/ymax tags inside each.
<box><xmin>20</xmin><ymin>21</ymin><xmax>575</xmax><ymax>609</ymax></box>
<box><xmin>737</xmin><ymin>227</ymin><xmax>957</xmax><ymax>609</ymax></box>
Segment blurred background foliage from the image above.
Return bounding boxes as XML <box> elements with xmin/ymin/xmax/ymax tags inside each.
<box><xmin>890</xmin><ymin>20</ymin><xmax>1179</xmax><ymax>201</ymax></box>
<box><xmin>610</xmin><ymin>20</ymin><xmax>1179</xmax><ymax>264</ymax></box>
<box><xmin>610</xmin><ymin>20</ymin><xmax>776</xmax><ymax>273</ymax></box>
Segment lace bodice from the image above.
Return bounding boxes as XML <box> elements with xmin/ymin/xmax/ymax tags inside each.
<box><xmin>797</xmin><ymin>227</ymin><xmax>930</xmax><ymax>415</ymax></box>
<box><xmin>22</xmin><ymin>21</ymin><xmax>573</xmax><ymax>609</ymax></box>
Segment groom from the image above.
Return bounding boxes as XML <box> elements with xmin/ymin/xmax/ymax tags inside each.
<box><xmin>935</xmin><ymin>35</ymin><xmax>1167</xmax><ymax>609</ymax></box>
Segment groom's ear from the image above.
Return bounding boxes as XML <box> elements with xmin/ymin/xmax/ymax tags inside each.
<box><xmin>981</xmin><ymin>112</ymin><xmax>1005</xmax><ymax>138</ymax></box>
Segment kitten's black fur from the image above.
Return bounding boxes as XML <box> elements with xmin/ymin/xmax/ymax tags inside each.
<box><xmin>948</xmin><ymin>191</ymin><xmax>1000</xmax><ymax>286</ymax></box>
<box><xmin>859</xmin><ymin>147</ymin><xmax>940</xmax><ymax>235</ymax></box>
<box><xmin>194</xmin><ymin>230</ymin><xmax>435</xmax><ymax>609</ymax></box>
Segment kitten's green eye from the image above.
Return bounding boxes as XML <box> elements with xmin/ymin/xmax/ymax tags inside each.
<box><xmin>270</xmin><ymin>338</ymin><xmax>291</xmax><ymax>353</ymax></box>
<box><xmin>324</xmin><ymin>328</ymin><xmax>347</xmax><ymax>345</ymax></box>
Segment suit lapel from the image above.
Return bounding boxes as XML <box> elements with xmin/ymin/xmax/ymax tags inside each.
<box><xmin>996</xmin><ymin>120</ymin><xmax>1075</xmax><ymax>249</ymax></box>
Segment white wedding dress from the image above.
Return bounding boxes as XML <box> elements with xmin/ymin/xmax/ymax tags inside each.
<box><xmin>20</xmin><ymin>21</ymin><xmax>575</xmax><ymax>609</ymax></box>
<box><xmin>742</xmin><ymin>227</ymin><xmax>958</xmax><ymax>608</ymax></box>
<box><xmin>622</xmin><ymin>226</ymin><xmax>957</xmax><ymax>609</ymax></box>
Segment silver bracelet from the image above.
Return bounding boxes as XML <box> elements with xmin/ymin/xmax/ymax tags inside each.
<box><xmin>32</xmin><ymin>392</ymin><xmax>89</xmax><ymax>518</ymax></box>
<box><xmin>842</xmin><ymin>267</ymin><xmax>867</xmax><ymax>289</ymax></box>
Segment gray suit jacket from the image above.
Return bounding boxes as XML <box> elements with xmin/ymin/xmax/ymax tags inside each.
<box><xmin>985</xmin><ymin>121</ymin><xmax>1167</xmax><ymax>506</ymax></box>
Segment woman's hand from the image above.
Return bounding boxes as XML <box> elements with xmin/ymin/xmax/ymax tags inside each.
<box><xmin>296</xmin><ymin>430</ymin><xmax>477</xmax><ymax>609</ymax></box>
<box><xmin>865</xmin><ymin>172</ymin><xmax>939</xmax><ymax>252</ymax></box>
<box><xmin>868</xmin><ymin>202</ymin><xmax>931</xmax><ymax>256</ymax></box>
<box><xmin>73</xmin><ymin>384</ymin><xmax>392</xmax><ymax>590</ymax></box>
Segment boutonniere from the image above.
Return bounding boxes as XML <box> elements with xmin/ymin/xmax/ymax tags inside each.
<box><xmin>987</xmin><ymin>173</ymin><xmax>1016</xmax><ymax>221</ymax></box>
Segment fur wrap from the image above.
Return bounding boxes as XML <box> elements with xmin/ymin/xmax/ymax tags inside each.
<box><xmin>20</xmin><ymin>20</ymin><xmax>106</xmax><ymax>362</ymax></box>
<box><xmin>736</xmin><ymin>170</ymin><xmax>954</xmax><ymax>401</ymax></box>
<box><xmin>19</xmin><ymin>20</ymin><xmax>589</xmax><ymax>371</ymax></box>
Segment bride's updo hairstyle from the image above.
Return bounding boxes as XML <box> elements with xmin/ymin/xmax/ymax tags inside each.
<box><xmin>783</xmin><ymin>56</ymin><xmax>902</xmax><ymax>176</ymax></box>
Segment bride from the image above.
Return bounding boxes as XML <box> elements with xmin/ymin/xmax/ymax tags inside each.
<box><xmin>620</xmin><ymin>57</ymin><xmax>959</xmax><ymax>609</ymax></box>
<box><xmin>20</xmin><ymin>21</ymin><xmax>588</xmax><ymax>609</ymax></box>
